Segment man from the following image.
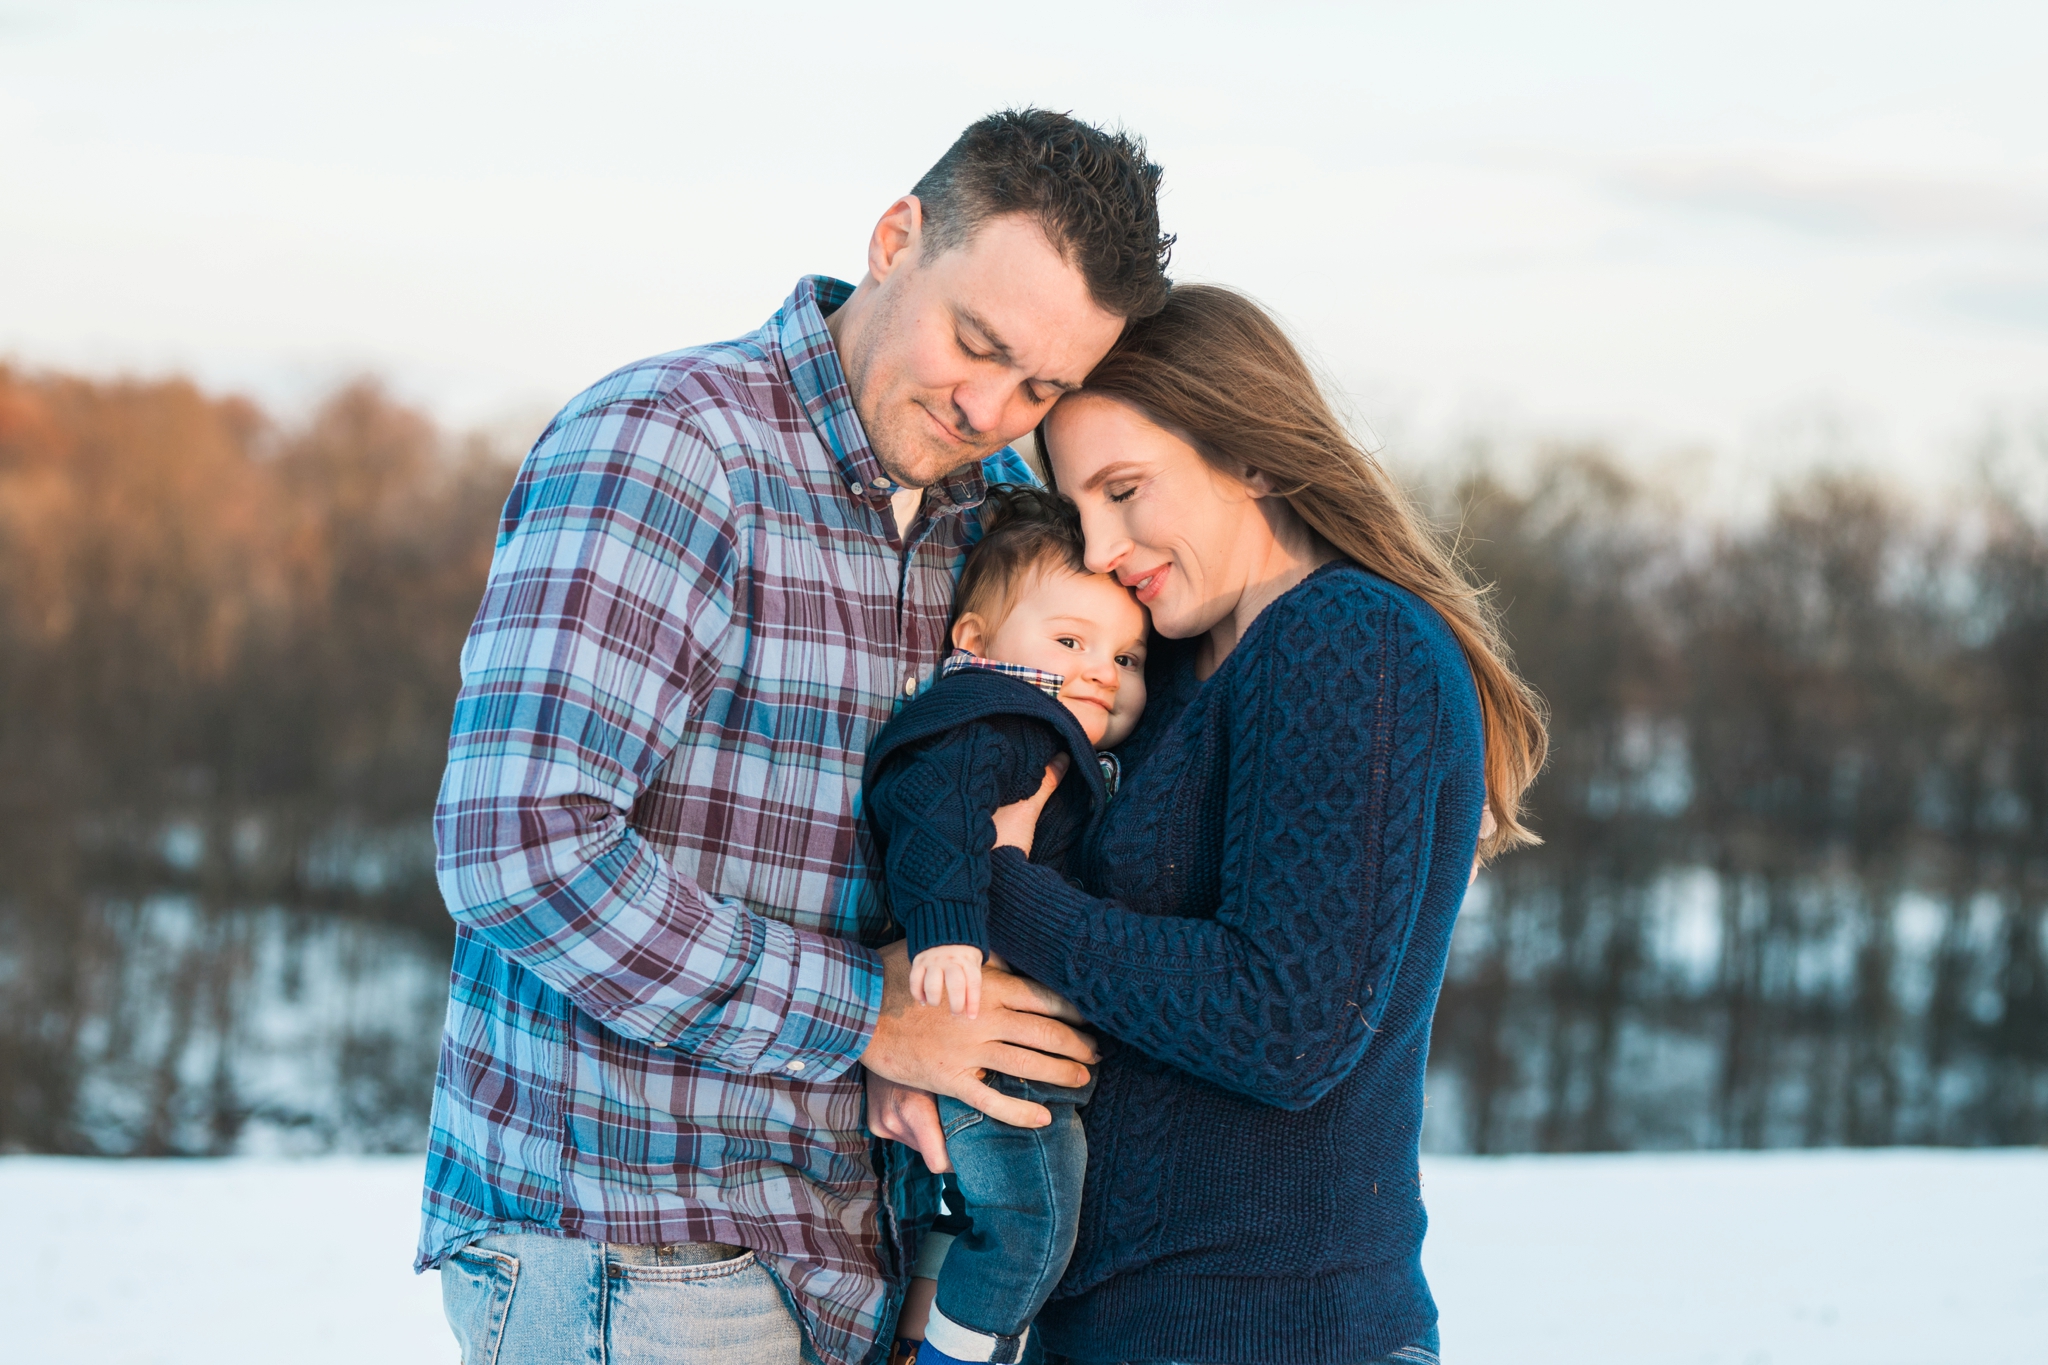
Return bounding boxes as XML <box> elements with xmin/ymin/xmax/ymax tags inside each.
<box><xmin>420</xmin><ymin>109</ymin><xmax>1173</xmax><ymax>1365</ymax></box>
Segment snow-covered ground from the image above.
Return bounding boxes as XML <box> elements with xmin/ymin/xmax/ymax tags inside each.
<box><xmin>4</xmin><ymin>1149</ymin><xmax>2041</xmax><ymax>1364</ymax></box>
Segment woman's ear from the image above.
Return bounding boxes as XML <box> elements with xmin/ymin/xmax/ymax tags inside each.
<box><xmin>1241</xmin><ymin>467</ymin><xmax>1281</xmax><ymax>499</ymax></box>
<box><xmin>952</xmin><ymin>612</ymin><xmax>989</xmax><ymax>656</ymax></box>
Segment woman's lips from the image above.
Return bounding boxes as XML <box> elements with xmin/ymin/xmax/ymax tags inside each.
<box><xmin>1127</xmin><ymin>564</ymin><xmax>1170</xmax><ymax>605</ymax></box>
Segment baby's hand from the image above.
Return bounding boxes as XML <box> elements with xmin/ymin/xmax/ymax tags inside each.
<box><xmin>909</xmin><ymin>944</ymin><xmax>985</xmax><ymax>1018</ymax></box>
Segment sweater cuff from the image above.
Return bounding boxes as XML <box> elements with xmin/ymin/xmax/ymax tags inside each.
<box><xmin>986</xmin><ymin>847</ymin><xmax>1091</xmax><ymax>988</ymax></box>
<box><xmin>904</xmin><ymin>899</ymin><xmax>991</xmax><ymax>963</ymax></box>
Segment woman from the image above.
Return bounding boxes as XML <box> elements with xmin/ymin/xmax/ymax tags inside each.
<box><xmin>983</xmin><ymin>284</ymin><xmax>1547</xmax><ymax>1363</ymax></box>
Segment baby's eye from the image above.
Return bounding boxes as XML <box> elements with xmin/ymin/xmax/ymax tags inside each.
<box><xmin>1115</xmin><ymin>653</ymin><xmax>1141</xmax><ymax>669</ymax></box>
<box><xmin>1056</xmin><ymin>636</ymin><xmax>1082</xmax><ymax>650</ymax></box>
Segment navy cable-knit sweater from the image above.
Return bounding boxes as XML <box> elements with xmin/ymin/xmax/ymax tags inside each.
<box><xmin>984</xmin><ymin>561</ymin><xmax>1486</xmax><ymax>1363</ymax></box>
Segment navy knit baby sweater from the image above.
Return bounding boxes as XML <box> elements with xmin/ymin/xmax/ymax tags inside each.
<box><xmin>863</xmin><ymin>667</ymin><xmax>1109</xmax><ymax>961</ymax></box>
<box><xmin>985</xmin><ymin>562</ymin><xmax>1486</xmax><ymax>1363</ymax></box>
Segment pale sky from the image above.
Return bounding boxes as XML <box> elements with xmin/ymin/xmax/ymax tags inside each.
<box><xmin>3</xmin><ymin>0</ymin><xmax>2045</xmax><ymax>490</ymax></box>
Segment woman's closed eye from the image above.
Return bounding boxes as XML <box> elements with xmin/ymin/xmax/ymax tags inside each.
<box><xmin>1106</xmin><ymin>485</ymin><xmax>1137</xmax><ymax>504</ymax></box>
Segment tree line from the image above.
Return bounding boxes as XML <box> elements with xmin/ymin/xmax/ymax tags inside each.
<box><xmin>0</xmin><ymin>367</ymin><xmax>2041</xmax><ymax>1152</ymax></box>
<box><xmin>1436</xmin><ymin>450</ymin><xmax>2048</xmax><ymax>1151</ymax></box>
<box><xmin>0</xmin><ymin>369</ymin><xmax>507</xmax><ymax>1151</ymax></box>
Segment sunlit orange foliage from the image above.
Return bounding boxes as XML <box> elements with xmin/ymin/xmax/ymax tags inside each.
<box><xmin>0</xmin><ymin>365</ymin><xmax>514</xmax><ymax>876</ymax></box>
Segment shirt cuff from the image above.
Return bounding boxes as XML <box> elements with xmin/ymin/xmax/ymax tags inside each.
<box><xmin>753</xmin><ymin>921</ymin><xmax>887</xmax><ymax>1084</ymax></box>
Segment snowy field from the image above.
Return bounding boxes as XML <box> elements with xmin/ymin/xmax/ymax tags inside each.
<box><xmin>4</xmin><ymin>1149</ymin><xmax>2041</xmax><ymax>1364</ymax></box>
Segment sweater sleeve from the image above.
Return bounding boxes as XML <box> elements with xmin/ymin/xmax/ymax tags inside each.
<box><xmin>987</xmin><ymin>588</ymin><xmax>1462</xmax><ymax>1111</ymax></box>
<box><xmin>866</xmin><ymin>721</ymin><xmax>1014</xmax><ymax>962</ymax></box>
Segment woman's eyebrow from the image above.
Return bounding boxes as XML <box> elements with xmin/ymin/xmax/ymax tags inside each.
<box><xmin>1076</xmin><ymin>461</ymin><xmax>1146</xmax><ymax>492</ymax></box>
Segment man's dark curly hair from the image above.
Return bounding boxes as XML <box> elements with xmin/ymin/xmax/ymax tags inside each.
<box><xmin>912</xmin><ymin>108</ymin><xmax>1174</xmax><ymax>321</ymax></box>
<box><xmin>953</xmin><ymin>483</ymin><xmax>1094</xmax><ymax>631</ymax></box>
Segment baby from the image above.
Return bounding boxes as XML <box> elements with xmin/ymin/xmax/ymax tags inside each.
<box><xmin>862</xmin><ymin>483</ymin><xmax>1147</xmax><ymax>1365</ymax></box>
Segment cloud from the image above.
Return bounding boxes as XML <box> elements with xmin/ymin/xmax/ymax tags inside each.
<box><xmin>1942</xmin><ymin>278</ymin><xmax>2048</xmax><ymax>334</ymax></box>
<box><xmin>1615</xmin><ymin>160</ymin><xmax>2048</xmax><ymax>242</ymax></box>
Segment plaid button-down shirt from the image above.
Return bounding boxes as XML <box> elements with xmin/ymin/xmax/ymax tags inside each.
<box><xmin>418</xmin><ymin>276</ymin><xmax>1034</xmax><ymax>1365</ymax></box>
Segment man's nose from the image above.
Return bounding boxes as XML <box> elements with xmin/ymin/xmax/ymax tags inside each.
<box><xmin>949</xmin><ymin>379</ymin><xmax>1005</xmax><ymax>443</ymax></box>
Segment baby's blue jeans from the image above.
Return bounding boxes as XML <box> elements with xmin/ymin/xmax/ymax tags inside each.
<box><xmin>922</xmin><ymin>1069</ymin><xmax>1095</xmax><ymax>1364</ymax></box>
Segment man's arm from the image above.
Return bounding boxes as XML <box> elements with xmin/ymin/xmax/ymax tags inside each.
<box><xmin>439</xmin><ymin>396</ymin><xmax>1098</xmax><ymax>1100</ymax></box>
<box><xmin>435</xmin><ymin>400</ymin><xmax>878</xmax><ymax>1079</ymax></box>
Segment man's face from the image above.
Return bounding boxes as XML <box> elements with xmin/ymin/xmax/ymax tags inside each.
<box><xmin>839</xmin><ymin>210</ymin><xmax>1127</xmax><ymax>490</ymax></box>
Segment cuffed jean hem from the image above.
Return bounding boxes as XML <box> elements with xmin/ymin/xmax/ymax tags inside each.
<box><xmin>926</xmin><ymin>1302</ymin><xmax>1030</xmax><ymax>1364</ymax></box>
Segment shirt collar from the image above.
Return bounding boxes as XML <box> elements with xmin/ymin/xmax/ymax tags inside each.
<box><xmin>774</xmin><ymin>275</ymin><xmax>989</xmax><ymax>521</ymax></box>
<box><xmin>938</xmin><ymin>650</ymin><xmax>1121</xmax><ymax>792</ymax></box>
<box><xmin>940</xmin><ymin>649</ymin><xmax>1066</xmax><ymax>701</ymax></box>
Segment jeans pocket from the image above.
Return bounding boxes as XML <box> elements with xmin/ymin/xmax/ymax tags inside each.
<box><xmin>938</xmin><ymin>1097</ymin><xmax>986</xmax><ymax>1140</ymax></box>
<box><xmin>606</xmin><ymin>1248</ymin><xmax>758</xmax><ymax>1282</ymax></box>
<box><xmin>443</xmin><ymin>1244</ymin><xmax>519</xmax><ymax>1365</ymax></box>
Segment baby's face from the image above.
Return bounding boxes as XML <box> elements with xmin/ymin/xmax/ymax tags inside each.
<box><xmin>957</xmin><ymin>567</ymin><xmax>1149</xmax><ymax>747</ymax></box>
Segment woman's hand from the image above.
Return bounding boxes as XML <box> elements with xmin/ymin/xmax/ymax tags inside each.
<box><xmin>991</xmin><ymin>755</ymin><xmax>1070</xmax><ymax>855</ymax></box>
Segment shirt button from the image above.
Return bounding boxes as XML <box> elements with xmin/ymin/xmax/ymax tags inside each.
<box><xmin>786</xmin><ymin>1060</ymin><xmax>805</xmax><ymax>1073</ymax></box>
<box><xmin>903</xmin><ymin>675</ymin><xmax>917</xmax><ymax>697</ymax></box>
<box><xmin>849</xmin><ymin>481</ymin><xmax>864</xmax><ymax>494</ymax></box>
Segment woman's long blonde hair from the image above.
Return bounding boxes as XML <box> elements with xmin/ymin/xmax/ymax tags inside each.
<box><xmin>1051</xmin><ymin>284</ymin><xmax>1547</xmax><ymax>857</ymax></box>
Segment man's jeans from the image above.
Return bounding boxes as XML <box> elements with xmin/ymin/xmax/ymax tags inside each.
<box><xmin>441</xmin><ymin>1232</ymin><xmax>811</xmax><ymax>1365</ymax></box>
<box><xmin>924</xmin><ymin>1070</ymin><xmax>1093</xmax><ymax>1364</ymax></box>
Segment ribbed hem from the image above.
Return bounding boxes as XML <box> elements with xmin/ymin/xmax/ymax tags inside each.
<box><xmin>984</xmin><ymin>849</ymin><xmax>1086</xmax><ymax>990</ymax></box>
<box><xmin>1036</xmin><ymin>1261</ymin><xmax>1435</xmax><ymax>1365</ymax></box>
<box><xmin>904</xmin><ymin>900</ymin><xmax>989</xmax><ymax>963</ymax></box>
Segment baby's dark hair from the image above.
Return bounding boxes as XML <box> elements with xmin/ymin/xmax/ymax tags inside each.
<box><xmin>954</xmin><ymin>483</ymin><xmax>1092</xmax><ymax>629</ymax></box>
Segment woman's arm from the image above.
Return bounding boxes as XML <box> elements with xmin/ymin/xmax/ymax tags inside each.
<box><xmin>987</xmin><ymin>591</ymin><xmax>1483</xmax><ymax>1110</ymax></box>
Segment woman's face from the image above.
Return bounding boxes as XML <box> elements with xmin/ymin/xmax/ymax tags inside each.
<box><xmin>1041</xmin><ymin>393</ymin><xmax>1273</xmax><ymax>641</ymax></box>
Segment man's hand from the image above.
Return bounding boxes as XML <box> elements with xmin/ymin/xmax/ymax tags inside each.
<box><xmin>867</xmin><ymin>1072</ymin><xmax>953</xmax><ymax>1173</ymax></box>
<box><xmin>860</xmin><ymin>940</ymin><xmax>1094</xmax><ymax>1133</ymax></box>
<box><xmin>910</xmin><ymin>944</ymin><xmax>985</xmax><ymax>1017</ymax></box>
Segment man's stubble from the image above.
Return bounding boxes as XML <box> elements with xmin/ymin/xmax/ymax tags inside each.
<box><xmin>838</xmin><ymin>281</ymin><xmax>1002</xmax><ymax>492</ymax></box>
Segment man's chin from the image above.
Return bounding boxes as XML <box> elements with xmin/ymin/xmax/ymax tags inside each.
<box><xmin>872</xmin><ymin>436</ymin><xmax>998</xmax><ymax>490</ymax></box>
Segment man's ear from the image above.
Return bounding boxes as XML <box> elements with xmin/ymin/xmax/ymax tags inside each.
<box><xmin>952</xmin><ymin>612</ymin><xmax>988</xmax><ymax>656</ymax></box>
<box><xmin>867</xmin><ymin>196</ymin><xmax>924</xmax><ymax>285</ymax></box>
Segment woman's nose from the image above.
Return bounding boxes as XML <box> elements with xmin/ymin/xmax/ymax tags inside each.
<box><xmin>1078</xmin><ymin>511</ymin><xmax>1131</xmax><ymax>576</ymax></box>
